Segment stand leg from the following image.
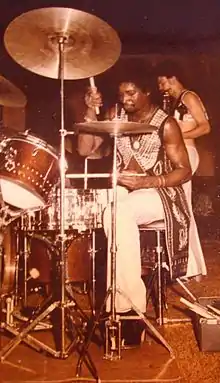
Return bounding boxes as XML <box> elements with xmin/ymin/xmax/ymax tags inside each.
<box><xmin>0</xmin><ymin>298</ymin><xmax>60</xmax><ymax>361</ymax></box>
<box><xmin>76</xmin><ymin>287</ymin><xmax>111</xmax><ymax>375</ymax></box>
<box><xmin>0</xmin><ymin>286</ymin><xmax>98</xmax><ymax>380</ymax></box>
<box><xmin>116</xmin><ymin>287</ymin><xmax>174</xmax><ymax>357</ymax></box>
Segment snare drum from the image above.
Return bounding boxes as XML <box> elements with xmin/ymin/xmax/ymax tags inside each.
<box><xmin>54</xmin><ymin>188</ymin><xmax>113</xmax><ymax>231</ymax></box>
<box><xmin>0</xmin><ymin>132</ymin><xmax>60</xmax><ymax>209</ymax></box>
<box><xmin>21</xmin><ymin>188</ymin><xmax>113</xmax><ymax>232</ymax></box>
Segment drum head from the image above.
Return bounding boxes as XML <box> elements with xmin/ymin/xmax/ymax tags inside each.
<box><xmin>1</xmin><ymin>179</ymin><xmax>44</xmax><ymax>209</ymax></box>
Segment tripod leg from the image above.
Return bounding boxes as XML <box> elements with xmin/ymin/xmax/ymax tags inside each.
<box><xmin>145</xmin><ymin>266</ymin><xmax>157</xmax><ymax>309</ymax></box>
<box><xmin>76</xmin><ymin>287</ymin><xmax>111</xmax><ymax>376</ymax></box>
<box><xmin>65</xmin><ymin>306</ymin><xmax>99</xmax><ymax>380</ymax></box>
<box><xmin>0</xmin><ymin>298</ymin><xmax>60</xmax><ymax>361</ymax></box>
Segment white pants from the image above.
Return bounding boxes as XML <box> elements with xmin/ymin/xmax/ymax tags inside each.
<box><xmin>103</xmin><ymin>187</ymin><xmax>164</xmax><ymax>313</ymax></box>
<box><xmin>183</xmin><ymin>145</ymin><xmax>207</xmax><ymax>277</ymax></box>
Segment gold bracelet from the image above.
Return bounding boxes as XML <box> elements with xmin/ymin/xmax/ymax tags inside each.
<box><xmin>161</xmin><ymin>175</ymin><xmax>166</xmax><ymax>187</ymax></box>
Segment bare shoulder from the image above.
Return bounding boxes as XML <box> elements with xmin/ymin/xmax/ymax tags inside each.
<box><xmin>163</xmin><ymin>116</ymin><xmax>183</xmax><ymax>143</ymax></box>
<box><xmin>164</xmin><ymin>115</ymin><xmax>181</xmax><ymax>133</ymax></box>
<box><xmin>182</xmin><ymin>90</ymin><xmax>203</xmax><ymax>107</ymax></box>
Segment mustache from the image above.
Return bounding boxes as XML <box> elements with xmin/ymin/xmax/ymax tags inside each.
<box><xmin>124</xmin><ymin>103</ymin><xmax>135</xmax><ymax>108</ymax></box>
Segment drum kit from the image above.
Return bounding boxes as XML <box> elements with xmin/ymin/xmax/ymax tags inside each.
<box><xmin>0</xmin><ymin>6</ymin><xmax>171</xmax><ymax>377</ymax></box>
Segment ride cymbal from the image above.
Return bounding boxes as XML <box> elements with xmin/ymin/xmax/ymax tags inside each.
<box><xmin>4</xmin><ymin>7</ymin><xmax>121</xmax><ymax>80</ymax></box>
<box><xmin>0</xmin><ymin>75</ymin><xmax>27</xmax><ymax>107</ymax></box>
<box><xmin>74</xmin><ymin>121</ymin><xmax>157</xmax><ymax>135</ymax></box>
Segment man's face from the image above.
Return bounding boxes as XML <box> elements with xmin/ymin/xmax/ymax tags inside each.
<box><xmin>118</xmin><ymin>82</ymin><xmax>147</xmax><ymax>113</ymax></box>
<box><xmin>157</xmin><ymin>76</ymin><xmax>175</xmax><ymax>96</ymax></box>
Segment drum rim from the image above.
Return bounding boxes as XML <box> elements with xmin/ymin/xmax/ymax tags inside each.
<box><xmin>5</xmin><ymin>132</ymin><xmax>58</xmax><ymax>159</ymax></box>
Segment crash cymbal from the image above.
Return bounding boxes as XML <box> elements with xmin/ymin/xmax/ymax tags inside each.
<box><xmin>4</xmin><ymin>7</ymin><xmax>121</xmax><ymax>80</ymax></box>
<box><xmin>0</xmin><ymin>75</ymin><xmax>27</xmax><ymax>107</ymax></box>
<box><xmin>74</xmin><ymin>121</ymin><xmax>157</xmax><ymax>135</ymax></box>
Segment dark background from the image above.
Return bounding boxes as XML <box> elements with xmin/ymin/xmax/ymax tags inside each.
<box><xmin>0</xmin><ymin>0</ymin><xmax>219</xmax><ymax>217</ymax></box>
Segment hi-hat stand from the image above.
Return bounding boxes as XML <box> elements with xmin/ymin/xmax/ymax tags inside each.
<box><xmin>0</xmin><ymin>36</ymin><xmax>98</xmax><ymax>380</ymax></box>
<box><xmin>75</xmin><ymin>126</ymin><xmax>174</xmax><ymax>375</ymax></box>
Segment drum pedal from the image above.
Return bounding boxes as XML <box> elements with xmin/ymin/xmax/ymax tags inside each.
<box><xmin>104</xmin><ymin>316</ymin><xmax>122</xmax><ymax>360</ymax></box>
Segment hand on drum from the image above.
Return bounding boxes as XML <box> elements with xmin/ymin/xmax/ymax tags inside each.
<box><xmin>117</xmin><ymin>170</ymin><xmax>146</xmax><ymax>191</ymax></box>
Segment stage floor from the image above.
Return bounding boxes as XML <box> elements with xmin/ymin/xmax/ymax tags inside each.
<box><xmin>1</xmin><ymin>238</ymin><xmax>220</xmax><ymax>383</ymax></box>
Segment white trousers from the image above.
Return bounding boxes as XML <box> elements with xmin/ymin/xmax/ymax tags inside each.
<box><xmin>183</xmin><ymin>145</ymin><xmax>207</xmax><ymax>277</ymax></box>
<box><xmin>103</xmin><ymin>187</ymin><xmax>164</xmax><ymax>313</ymax></box>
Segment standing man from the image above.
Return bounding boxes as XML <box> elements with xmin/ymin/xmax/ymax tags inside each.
<box><xmin>156</xmin><ymin>60</ymin><xmax>211</xmax><ymax>280</ymax></box>
<box><xmin>77</xmin><ymin>73</ymin><xmax>192</xmax><ymax>346</ymax></box>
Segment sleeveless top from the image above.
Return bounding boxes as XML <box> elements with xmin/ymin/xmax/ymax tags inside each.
<box><xmin>117</xmin><ymin>107</ymin><xmax>190</xmax><ymax>279</ymax></box>
<box><xmin>173</xmin><ymin>90</ymin><xmax>208</xmax><ymax>123</ymax></box>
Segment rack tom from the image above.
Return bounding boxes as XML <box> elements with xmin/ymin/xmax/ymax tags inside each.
<box><xmin>0</xmin><ymin>132</ymin><xmax>60</xmax><ymax>209</ymax></box>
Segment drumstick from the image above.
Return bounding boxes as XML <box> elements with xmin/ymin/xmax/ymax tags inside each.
<box><xmin>66</xmin><ymin>173</ymin><xmax>147</xmax><ymax>179</ymax></box>
<box><xmin>66</xmin><ymin>173</ymin><xmax>111</xmax><ymax>179</ymax></box>
<box><xmin>180</xmin><ymin>297</ymin><xmax>217</xmax><ymax>319</ymax></box>
<box><xmin>207</xmin><ymin>305</ymin><xmax>220</xmax><ymax>317</ymax></box>
<box><xmin>119</xmin><ymin>173</ymin><xmax>146</xmax><ymax>177</ymax></box>
<box><xmin>89</xmin><ymin>77</ymin><xmax>100</xmax><ymax>115</ymax></box>
<box><xmin>176</xmin><ymin>277</ymin><xmax>198</xmax><ymax>302</ymax></box>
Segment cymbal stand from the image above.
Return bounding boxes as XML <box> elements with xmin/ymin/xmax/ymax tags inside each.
<box><xmin>104</xmin><ymin>130</ymin><xmax>120</xmax><ymax>359</ymax></box>
<box><xmin>0</xmin><ymin>36</ymin><xmax>98</xmax><ymax>380</ymax></box>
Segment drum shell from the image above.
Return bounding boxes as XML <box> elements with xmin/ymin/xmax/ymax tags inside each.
<box><xmin>0</xmin><ymin>133</ymin><xmax>59</xmax><ymax>208</ymax></box>
<box><xmin>28</xmin><ymin>232</ymin><xmax>92</xmax><ymax>284</ymax></box>
<box><xmin>0</xmin><ymin>224</ymin><xmax>17</xmax><ymax>295</ymax></box>
<box><xmin>21</xmin><ymin>188</ymin><xmax>112</xmax><ymax>232</ymax></box>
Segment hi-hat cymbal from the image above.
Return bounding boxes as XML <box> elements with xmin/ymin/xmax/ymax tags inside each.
<box><xmin>0</xmin><ymin>75</ymin><xmax>27</xmax><ymax>107</ymax></box>
<box><xmin>74</xmin><ymin>121</ymin><xmax>157</xmax><ymax>135</ymax></box>
<box><xmin>4</xmin><ymin>7</ymin><xmax>121</xmax><ymax>80</ymax></box>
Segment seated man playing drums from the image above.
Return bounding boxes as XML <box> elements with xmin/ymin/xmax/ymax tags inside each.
<box><xmin>77</xmin><ymin>70</ymin><xmax>192</xmax><ymax>347</ymax></box>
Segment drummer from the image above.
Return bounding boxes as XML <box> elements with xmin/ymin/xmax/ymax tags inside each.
<box><xmin>77</xmin><ymin>70</ymin><xmax>192</xmax><ymax>347</ymax></box>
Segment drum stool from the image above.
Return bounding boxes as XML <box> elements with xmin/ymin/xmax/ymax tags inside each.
<box><xmin>139</xmin><ymin>220</ymin><xmax>169</xmax><ymax>326</ymax></box>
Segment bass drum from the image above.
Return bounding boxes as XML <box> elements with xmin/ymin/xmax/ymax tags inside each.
<box><xmin>29</xmin><ymin>232</ymin><xmax>92</xmax><ymax>284</ymax></box>
<box><xmin>0</xmin><ymin>224</ymin><xmax>17</xmax><ymax>295</ymax></box>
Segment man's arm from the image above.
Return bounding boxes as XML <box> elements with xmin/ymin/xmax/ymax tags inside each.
<box><xmin>77</xmin><ymin>88</ymin><xmax>106</xmax><ymax>157</ymax></box>
<box><xmin>77</xmin><ymin>132</ymin><xmax>105</xmax><ymax>157</ymax></box>
<box><xmin>162</xmin><ymin>117</ymin><xmax>192</xmax><ymax>185</ymax></box>
<box><xmin>117</xmin><ymin>117</ymin><xmax>192</xmax><ymax>190</ymax></box>
<box><xmin>181</xmin><ymin>92</ymin><xmax>211</xmax><ymax>139</ymax></box>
